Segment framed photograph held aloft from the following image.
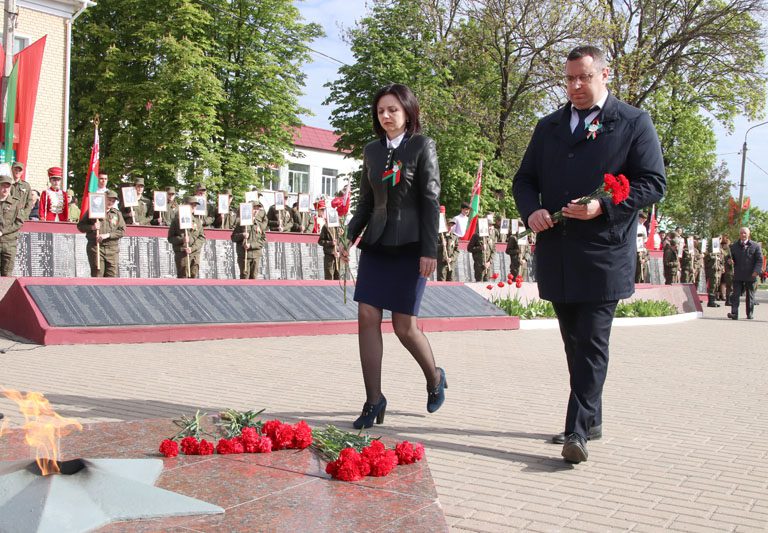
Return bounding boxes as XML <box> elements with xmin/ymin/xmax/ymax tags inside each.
<box><xmin>153</xmin><ymin>191</ymin><xmax>167</xmax><ymax>212</ymax></box>
<box><xmin>178</xmin><ymin>205</ymin><xmax>193</xmax><ymax>229</ymax></box>
<box><xmin>122</xmin><ymin>186</ymin><xmax>138</xmax><ymax>208</ymax></box>
<box><xmin>239</xmin><ymin>202</ymin><xmax>253</xmax><ymax>226</ymax></box>
<box><xmin>89</xmin><ymin>193</ymin><xmax>106</xmax><ymax>219</ymax></box>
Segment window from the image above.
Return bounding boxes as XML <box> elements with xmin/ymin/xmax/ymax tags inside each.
<box><xmin>288</xmin><ymin>163</ymin><xmax>309</xmax><ymax>193</ymax></box>
<box><xmin>0</xmin><ymin>34</ymin><xmax>30</xmax><ymax>54</ymax></box>
<box><xmin>256</xmin><ymin>167</ymin><xmax>280</xmax><ymax>191</ymax></box>
<box><xmin>321</xmin><ymin>168</ymin><xmax>338</xmax><ymax>197</ymax></box>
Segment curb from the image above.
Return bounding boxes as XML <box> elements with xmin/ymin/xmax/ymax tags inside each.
<box><xmin>518</xmin><ymin>311</ymin><xmax>702</xmax><ymax>330</ymax></box>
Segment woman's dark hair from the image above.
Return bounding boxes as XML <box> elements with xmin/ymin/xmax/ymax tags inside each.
<box><xmin>371</xmin><ymin>83</ymin><xmax>421</xmax><ymax>137</ymax></box>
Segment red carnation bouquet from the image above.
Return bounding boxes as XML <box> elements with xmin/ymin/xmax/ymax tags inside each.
<box><xmin>520</xmin><ymin>173</ymin><xmax>630</xmax><ymax>237</ymax></box>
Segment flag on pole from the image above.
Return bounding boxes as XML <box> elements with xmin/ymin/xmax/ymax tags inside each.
<box><xmin>331</xmin><ymin>180</ymin><xmax>351</xmax><ymax>217</ymax></box>
<box><xmin>3</xmin><ymin>61</ymin><xmax>18</xmax><ymax>163</ymax></box>
<box><xmin>462</xmin><ymin>160</ymin><xmax>483</xmax><ymax>240</ymax></box>
<box><xmin>79</xmin><ymin>121</ymin><xmax>100</xmax><ymax>220</ymax></box>
<box><xmin>645</xmin><ymin>204</ymin><xmax>658</xmax><ymax>250</ymax></box>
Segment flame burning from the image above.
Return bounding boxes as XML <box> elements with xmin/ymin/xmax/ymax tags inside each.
<box><xmin>2</xmin><ymin>389</ymin><xmax>83</xmax><ymax>475</ymax></box>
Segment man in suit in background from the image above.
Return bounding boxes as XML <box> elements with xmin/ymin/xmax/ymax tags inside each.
<box><xmin>727</xmin><ymin>227</ymin><xmax>763</xmax><ymax>320</ymax></box>
<box><xmin>513</xmin><ymin>45</ymin><xmax>666</xmax><ymax>464</ymax></box>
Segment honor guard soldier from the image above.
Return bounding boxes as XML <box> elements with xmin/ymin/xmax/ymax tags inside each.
<box><xmin>77</xmin><ymin>190</ymin><xmax>125</xmax><ymax>277</ymax></box>
<box><xmin>468</xmin><ymin>228</ymin><xmax>494</xmax><ymax>282</ymax></box>
<box><xmin>10</xmin><ymin>162</ymin><xmax>34</xmax><ymax>219</ymax></box>
<box><xmin>214</xmin><ymin>189</ymin><xmax>238</xmax><ymax>229</ymax></box>
<box><xmin>437</xmin><ymin>219</ymin><xmax>459</xmax><ymax>281</ymax></box>
<box><xmin>123</xmin><ymin>177</ymin><xmax>154</xmax><ymax>225</ymax></box>
<box><xmin>704</xmin><ymin>242</ymin><xmax>724</xmax><ymax>307</ymax></box>
<box><xmin>168</xmin><ymin>195</ymin><xmax>206</xmax><ymax>278</ymax></box>
<box><xmin>663</xmin><ymin>237</ymin><xmax>680</xmax><ymax>284</ymax></box>
<box><xmin>318</xmin><ymin>221</ymin><xmax>344</xmax><ymax>280</ymax></box>
<box><xmin>0</xmin><ymin>170</ymin><xmax>24</xmax><ymax>276</ymax></box>
<box><xmin>40</xmin><ymin>167</ymin><xmax>69</xmax><ymax>221</ymax></box>
<box><xmin>267</xmin><ymin>191</ymin><xmax>292</xmax><ymax>231</ymax></box>
<box><xmin>231</xmin><ymin>200</ymin><xmax>268</xmax><ymax>279</ymax></box>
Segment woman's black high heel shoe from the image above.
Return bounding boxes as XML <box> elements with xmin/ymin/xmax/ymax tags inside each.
<box><xmin>353</xmin><ymin>396</ymin><xmax>387</xmax><ymax>429</ymax></box>
<box><xmin>427</xmin><ymin>367</ymin><xmax>447</xmax><ymax>413</ymax></box>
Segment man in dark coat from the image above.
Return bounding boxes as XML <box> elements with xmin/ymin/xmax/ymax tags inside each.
<box><xmin>512</xmin><ymin>45</ymin><xmax>666</xmax><ymax>464</ymax></box>
<box><xmin>727</xmin><ymin>227</ymin><xmax>763</xmax><ymax>320</ymax></box>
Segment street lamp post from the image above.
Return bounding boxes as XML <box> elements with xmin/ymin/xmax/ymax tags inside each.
<box><xmin>738</xmin><ymin>120</ymin><xmax>768</xmax><ymax>224</ymax></box>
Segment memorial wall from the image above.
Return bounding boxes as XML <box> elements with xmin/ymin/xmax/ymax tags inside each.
<box><xmin>12</xmin><ymin>222</ymin><xmax>671</xmax><ymax>284</ymax></box>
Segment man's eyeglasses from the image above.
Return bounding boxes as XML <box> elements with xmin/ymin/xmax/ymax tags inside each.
<box><xmin>564</xmin><ymin>73</ymin><xmax>596</xmax><ymax>86</ymax></box>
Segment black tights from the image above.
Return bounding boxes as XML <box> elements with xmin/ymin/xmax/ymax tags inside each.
<box><xmin>358</xmin><ymin>302</ymin><xmax>439</xmax><ymax>404</ymax></box>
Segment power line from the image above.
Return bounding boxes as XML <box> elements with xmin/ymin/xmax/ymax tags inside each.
<box><xmin>746</xmin><ymin>157</ymin><xmax>768</xmax><ymax>178</ymax></box>
<box><xmin>194</xmin><ymin>0</ymin><xmax>350</xmax><ymax>67</ymax></box>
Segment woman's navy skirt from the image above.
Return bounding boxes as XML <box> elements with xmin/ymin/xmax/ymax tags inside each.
<box><xmin>353</xmin><ymin>249</ymin><xmax>427</xmax><ymax>315</ymax></box>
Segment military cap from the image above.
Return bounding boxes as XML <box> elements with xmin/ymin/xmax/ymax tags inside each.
<box><xmin>165</xmin><ymin>186</ymin><xmax>176</xmax><ymax>194</ymax></box>
<box><xmin>0</xmin><ymin>175</ymin><xmax>12</xmax><ymax>185</ymax></box>
<box><xmin>194</xmin><ymin>182</ymin><xmax>207</xmax><ymax>191</ymax></box>
<box><xmin>11</xmin><ymin>161</ymin><xmax>23</xmax><ymax>170</ymax></box>
<box><xmin>133</xmin><ymin>177</ymin><xmax>145</xmax><ymax>186</ymax></box>
<box><xmin>183</xmin><ymin>195</ymin><xmax>199</xmax><ymax>204</ymax></box>
<box><xmin>48</xmin><ymin>167</ymin><xmax>63</xmax><ymax>178</ymax></box>
<box><xmin>106</xmin><ymin>190</ymin><xmax>119</xmax><ymax>199</ymax></box>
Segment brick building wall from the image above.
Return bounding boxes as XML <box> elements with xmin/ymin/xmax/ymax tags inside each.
<box><xmin>16</xmin><ymin>7</ymin><xmax>67</xmax><ymax>194</ymax></box>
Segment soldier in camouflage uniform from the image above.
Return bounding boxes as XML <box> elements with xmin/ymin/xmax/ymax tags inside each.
<box><xmin>291</xmin><ymin>202</ymin><xmax>311</xmax><ymax>233</ymax></box>
<box><xmin>681</xmin><ymin>237</ymin><xmax>696</xmax><ymax>284</ymax></box>
<box><xmin>318</xmin><ymin>221</ymin><xmax>344</xmax><ymax>280</ymax></box>
<box><xmin>468</xmin><ymin>229</ymin><xmax>494</xmax><ymax>282</ymax></box>
<box><xmin>506</xmin><ymin>232</ymin><xmax>524</xmax><ymax>278</ymax></box>
<box><xmin>693</xmin><ymin>237</ymin><xmax>703</xmax><ymax>287</ymax></box>
<box><xmin>720</xmin><ymin>234</ymin><xmax>734</xmax><ymax>304</ymax></box>
<box><xmin>437</xmin><ymin>219</ymin><xmax>460</xmax><ymax>281</ymax></box>
<box><xmin>267</xmin><ymin>191</ymin><xmax>293</xmax><ymax>232</ymax></box>
<box><xmin>0</xmin><ymin>174</ymin><xmax>24</xmax><ymax>276</ymax></box>
<box><xmin>168</xmin><ymin>196</ymin><xmax>206</xmax><ymax>278</ymax></box>
<box><xmin>123</xmin><ymin>177</ymin><xmax>153</xmax><ymax>225</ymax></box>
<box><xmin>214</xmin><ymin>189</ymin><xmax>238</xmax><ymax>230</ymax></box>
<box><xmin>10</xmin><ymin>162</ymin><xmax>34</xmax><ymax>219</ymax></box>
<box><xmin>704</xmin><ymin>243</ymin><xmax>724</xmax><ymax>307</ymax></box>
<box><xmin>663</xmin><ymin>238</ymin><xmax>680</xmax><ymax>284</ymax></box>
<box><xmin>77</xmin><ymin>190</ymin><xmax>126</xmax><ymax>277</ymax></box>
<box><xmin>231</xmin><ymin>200</ymin><xmax>268</xmax><ymax>279</ymax></box>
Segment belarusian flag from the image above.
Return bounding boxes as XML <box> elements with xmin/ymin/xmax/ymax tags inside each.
<box><xmin>3</xmin><ymin>60</ymin><xmax>18</xmax><ymax>163</ymax></box>
<box><xmin>79</xmin><ymin>121</ymin><xmax>100</xmax><ymax>220</ymax></box>
<box><xmin>462</xmin><ymin>160</ymin><xmax>483</xmax><ymax>240</ymax></box>
<box><xmin>645</xmin><ymin>204</ymin><xmax>658</xmax><ymax>250</ymax></box>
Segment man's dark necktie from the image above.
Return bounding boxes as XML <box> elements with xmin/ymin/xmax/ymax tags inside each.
<box><xmin>573</xmin><ymin>106</ymin><xmax>598</xmax><ymax>138</ymax></box>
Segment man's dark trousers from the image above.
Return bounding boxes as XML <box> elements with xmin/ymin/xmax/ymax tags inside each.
<box><xmin>731</xmin><ymin>279</ymin><xmax>756</xmax><ymax>318</ymax></box>
<box><xmin>552</xmin><ymin>300</ymin><xmax>618</xmax><ymax>440</ymax></box>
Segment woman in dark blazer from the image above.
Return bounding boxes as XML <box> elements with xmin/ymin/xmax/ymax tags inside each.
<box><xmin>343</xmin><ymin>84</ymin><xmax>447</xmax><ymax>429</ymax></box>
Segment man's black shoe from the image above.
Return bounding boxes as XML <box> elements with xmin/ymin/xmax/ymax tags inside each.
<box><xmin>727</xmin><ymin>313</ymin><xmax>738</xmax><ymax>320</ymax></box>
<box><xmin>552</xmin><ymin>424</ymin><xmax>602</xmax><ymax>444</ymax></box>
<box><xmin>747</xmin><ymin>314</ymin><xmax>754</xmax><ymax>320</ymax></box>
<box><xmin>561</xmin><ymin>434</ymin><xmax>588</xmax><ymax>464</ymax></box>
<box><xmin>707</xmin><ymin>302</ymin><xmax>720</xmax><ymax>308</ymax></box>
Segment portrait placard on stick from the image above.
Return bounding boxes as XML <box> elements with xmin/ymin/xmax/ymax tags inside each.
<box><xmin>239</xmin><ymin>202</ymin><xmax>253</xmax><ymax>226</ymax></box>
<box><xmin>194</xmin><ymin>196</ymin><xmax>207</xmax><ymax>216</ymax></box>
<box><xmin>274</xmin><ymin>191</ymin><xmax>285</xmax><ymax>210</ymax></box>
<box><xmin>499</xmin><ymin>218</ymin><xmax>509</xmax><ymax>235</ymax></box>
<box><xmin>218</xmin><ymin>194</ymin><xmax>230</xmax><ymax>215</ymax></box>
<box><xmin>298</xmin><ymin>193</ymin><xmax>310</xmax><ymax>213</ymax></box>
<box><xmin>712</xmin><ymin>237</ymin><xmax>720</xmax><ymax>252</ymax></box>
<box><xmin>153</xmin><ymin>191</ymin><xmax>167</xmax><ymax>212</ymax></box>
<box><xmin>700</xmin><ymin>238</ymin><xmax>707</xmax><ymax>253</ymax></box>
<box><xmin>636</xmin><ymin>236</ymin><xmax>645</xmax><ymax>248</ymax></box>
<box><xmin>326</xmin><ymin>207</ymin><xmax>340</xmax><ymax>228</ymax></box>
<box><xmin>438</xmin><ymin>212</ymin><xmax>447</xmax><ymax>233</ymax></box>
<box><xmin>89</xmin><ymin>193</ymin><xmax>106</xmax><ymax>219</ymax></box>
<box><xmin>477</xmin><ymin>217</ymin><xmax>489</xmax><ymax>237</ymax></box>
<box><xmin>245</xmin><ymin>190</ymin><xmax>259</xmax><ymax>203</ymax></box>
<box><xmin>178</xmin><ymin>205</ymin><xmax>193</xmax><ymax>229</ymax></box>
<box><xmin>510</xmin><ymin>219</ymin><xmax>519</xmax><ymax>235</ymax></box>
<box><xmin>687</xmin><ymin>236</ymin><xmax>694</xmax><ymax>251</ymax></box>
<box><xmin>121</xmin><ymin>186</ymin><xmax>138</xmax><ymax>208</ymax></box>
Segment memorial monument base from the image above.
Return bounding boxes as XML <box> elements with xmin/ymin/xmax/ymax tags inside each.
<box><xmin>0</xmin><ymin>278</ymin><xmax>518</xmax><ymax>345</ymax></box>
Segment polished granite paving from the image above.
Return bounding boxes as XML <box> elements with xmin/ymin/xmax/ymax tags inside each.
<box><xmin>0</xmin><ymin>418</ymin><xmax>447</xmax><ymax>532</ymax></box>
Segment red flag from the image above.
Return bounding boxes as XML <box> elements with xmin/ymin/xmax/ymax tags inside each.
<box><xmin>462</xmin><ymin>161</ymin><xmax>483</xmax><ymax>240</ymax></box>
<box><xmin>645</xmin><ymin>205</ymin><xmax>658</xmax><ymax>250</ymax></box>
<box><xmin>79</xmin><ymin>123</ymin><xmax>99</xmax><ymax>220</ymax></box>
<box><xmin>331</xmin><ymin>182</ymin><xmax>351</xmax><ymax>217</ymax></box>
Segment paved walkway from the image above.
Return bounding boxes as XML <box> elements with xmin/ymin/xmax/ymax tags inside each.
<box><xmin>1</xmin><ymin>299</ymin><xmax>767</xmax><ymax>531</ymax></box>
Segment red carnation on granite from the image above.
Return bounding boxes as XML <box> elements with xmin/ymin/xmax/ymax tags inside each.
<box><xmin>240</xmin><ymin>427</ymin><xmax>260</xmax><ymax>453</ymax></box>
<box><xmin>198</xmin><ymin>439</ymin><xmax>214</xmax><ymax>455</ymax></box>
<box><xmin>255</xmin><ymin>435</ymin><xmax>273</xmax><ymax>453</ymax></box>
<box><xmin>274</xmin><ymin>423</ymin><xmax>296</xmax><ymax>450</ymax></box>
<box><xmin>326</xmin><ymin>448</ymin><xmax>370</xmax><ymax>481</ymax></box>
<box><xmin>159</xmin><ymin>439</ymin><xmax>179</xmax><ymax>458</ymax></box>
<box><xmin>292</xmin><ymin>421</ymin><xmax>313</xmax><ymax>449</ymax></box>
<box><xmin>491</xmin><ymin>273</ymin><xmax>499</xmax><ymax>280</ymax></box>
<box><xmin>216</xmin><ymin>437</ymin><xmax>244</xmax><ymax>455</ymax></box>
<box><xmin>395</xmin><ymin>441</ymin><xmax>426</xmax><ymax>465</ymax></box>
<box><xmin>497</xmin><ymin>281</ymin><xmax>505</xmax><ymax>288</ymax></box>
<box><xmin>515</xmin><ymin>275</ymin><xmax>523</xmax><ymax>288</ymax></box>
<box><xmin>261</xmin><ymin>419</ymin><xmax>282</xmax><ymax>446</ymax></box>
<box><xmin>486</xmin><ymin>284</ymin><xmax>493</xmax><ymax>290</ymax></box>
<box><xmin>180</xmin><ymin>436</ymin><xmax>200</xmax><ymax>455</ymax></box>
<box><xmin>361</xmin><ymin>441</ymin><xmax>398</xmax><ymax>477</ymax></box>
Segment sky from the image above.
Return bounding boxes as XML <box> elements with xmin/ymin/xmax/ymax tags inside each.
<box><xmin>294</xmin><ymin>1</ymin><xmax>768</xmax><ymax>210</ymax></box>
